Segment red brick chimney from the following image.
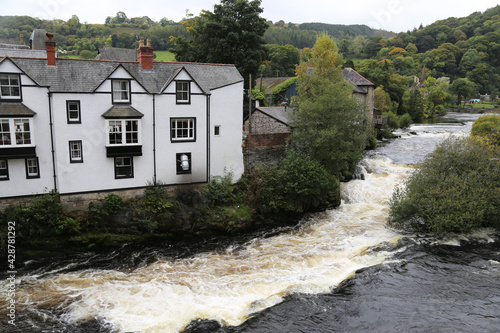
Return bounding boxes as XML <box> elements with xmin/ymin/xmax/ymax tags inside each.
<box><xmin>45</xmin><ymin>32</ymin><xmax>56</xmax><ymax>66</ymax></box>
<box><xmin>137</xmin><ymin>39</ymin><xmax>154</xmax><ymax>70</ymax></box>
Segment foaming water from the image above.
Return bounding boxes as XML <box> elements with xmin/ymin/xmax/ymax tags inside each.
<box><xmin>0</xmin><ymin>157</ymin><xmax>408</xmax><ymax>333</ymax></box>
<box><xmin>0</xmin><ymin>112</ymin><xmax>493</xmax><ymax>332</ymax></box>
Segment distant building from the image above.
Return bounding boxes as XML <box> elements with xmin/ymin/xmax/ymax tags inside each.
<box><xmin>0</xmin><ymin>29</ymin><xmax>48</xmax><ymax>58</ymax></box>
<box><xmin>95</xmin><ymin>47</ymin><xmax>138</xmax><ymax>61</ymax></box>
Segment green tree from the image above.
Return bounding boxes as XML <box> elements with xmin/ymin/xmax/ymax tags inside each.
<box><xmin>374</xmin><ymin>85</ymin><xmax>392</xmax><ymax>113</ymax></box>
<box><xmin>449</xmin><ymin>78</ymin><xmax>477</xmax><ymax>106</ymax></box>
<box><xmin>290</xmin><ymin>34</ymin><xmax>368</xmax><ymax>180</ymax></box>
<box><xmin>471</xmin><ymin>114</ymin><xmax>500</xmax><ymax>146</ymax></box>
<box><xmin>406</xmin><ymin>88</ymin><xmax>425</xmax><ymax>121</ymax></box>
<box><xmin>260</xmin><ymin>44</ymin><xmax>299</xmax><ymax>77</ymax></box>
<box><xmin>388</xmin><ymin>137</ymin><xmax>500</xmax><ymax>233</ymax></box>
<box><xmin>172</xmin><ymin>0</ymin><xmax>268</xmax><ymax>85</ymax></box>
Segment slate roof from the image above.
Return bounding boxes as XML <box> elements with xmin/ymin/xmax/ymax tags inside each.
<box><xmin>343</xmin><ymin>67</ymin><xmax>374</xmax><ymax>88</ymax></box>
<box><xmin>1</xmin><ymin>57</ymin><xmax>243</xmax><ymax>95</ymax></box>
<box><xmin>95</xmin><ymin>47</ymin><xmax>137</xmax><ymax>61</ymax></box>
<box><xmin>102</xmin><ymin>106</ymin><xmax>144</xmax><ymax>119</ymax></box>
<box><xmin>0</xmin><ymin>103</ymin><xmax>37</xmax><ymax>117</ymax></box>
<box><xmin>254</xmin><ymin>106</ymin><xmax>292</xmax><ymax>126</ymax></box>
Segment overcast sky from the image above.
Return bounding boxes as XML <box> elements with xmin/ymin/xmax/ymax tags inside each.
<box><xmin>2</xmin><ymin>0</ymin><xmax>500</xmax><ymax>32</ymax></box>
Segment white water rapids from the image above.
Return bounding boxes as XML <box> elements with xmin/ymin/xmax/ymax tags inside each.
<box><xmin>0</xmin><ymin>113</ymin><xmax>484</xmax><ymax>332</ymax></box>
<box><xmin>1</xmin><ymin>158</ymin><xmax>408</xmax><ymax>333</ymax></box>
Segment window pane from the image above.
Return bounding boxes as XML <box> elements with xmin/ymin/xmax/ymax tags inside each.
<box><xmin>0</xmin><ymin>160</ymin><xmax>7</xmax><ymax>179</ymax></box>
<box><xmin>0</xmin><ymin>120</ymin><xmax>10</xmax><ymax>145</ymax></box>
<box><xmin>13</xmin><ymin>119</ymin><xmax>31</xmax><ymax>145</ymax></box>
<box><xmin>0</xmin><ymin>74</ymin><xmax>21</xmax><ymax>98</ymax></box>
<box><xmin>115</xmin><ymin>157</ymin><xmax>133</xmax><ymax>178</ymax></box>
<box><xmin>109</xmin><ymin>121</ymin><xmax>122</xmax><ymax>144</ymax></box>
<box><xmin>27</xmin><ymin>158</ymin><xmax>39</xmax><ymax>177</ymax></box>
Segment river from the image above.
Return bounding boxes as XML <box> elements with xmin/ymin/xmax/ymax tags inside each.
<box><xmin>1</xmin><ymin>113</ymin><xmax>499</xmax><ymax>333</ymax></box>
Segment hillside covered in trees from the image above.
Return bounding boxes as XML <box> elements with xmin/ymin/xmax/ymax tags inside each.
<box><xmin>1</xmin><ymin>4</ymin><xmax>500</xmax><ymax>118</ymax></box>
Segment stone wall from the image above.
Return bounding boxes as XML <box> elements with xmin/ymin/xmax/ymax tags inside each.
<box><xmin>0</xmin><ymin>184</ymin><xmax>204</xmax><ymax>215</ymax></box>
<box><xmin>250</xmin><ymin>110</ymin><xmax>290</xmax><ymax>134</ymax></box>
<box><xmin>245</xmin><ymin>133</ymin><xmax>290</xmax><ymax>148</ymax></box>
<box><xmin>243</xmin><ymin>145</ymin><xmax>287</xmax><ymax>173</ymax></box>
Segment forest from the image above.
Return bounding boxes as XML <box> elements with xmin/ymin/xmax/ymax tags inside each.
<box><xmin>1</xmin><ymin>4</ymin><xmax>500</xmax><ymax>121</ymax></box>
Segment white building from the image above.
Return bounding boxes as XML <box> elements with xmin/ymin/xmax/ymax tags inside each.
<box><xmin>0</xmin><ymin>36</ymin><xmax>244</xmax><ymax>200</ymax></box>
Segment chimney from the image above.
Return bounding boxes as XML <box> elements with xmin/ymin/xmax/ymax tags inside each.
<box><xmin>137</xmin><ymin>39</ymin><xmax>154</xmax><ymax>70</ymax></box>
<box><xmin>45</xmin><ymin>32</ymin><xmax>56</xmax><ymax>66</ymax></box>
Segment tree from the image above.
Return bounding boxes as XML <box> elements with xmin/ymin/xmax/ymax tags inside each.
<box><xmin>406</xmin><ymin>88</ymin><xmax>425</xmax><ymax>121</ymax></box>
<box><xmin>374</xmin><ymin>86</ymin><xmax>392</xmax><ymax>113</ymax></box>
<box><xmin>449</xmin><ymin>78</ymin><xmax>477</xmax><ymax>106</ymax></box>
<box><xmin>471</xmin><ymin>114</ymin><xmax>500</xmax><ymax>146</ymax></box>
<box><xmin>388</xmin><ymin>137</ymin><xmax>500</xmax><ymax>233</ymax></box>
<box><xmin>260</xmin><ymin>44</ymin><xmax>299</xmax><ymax>77</ymax></box>
<box><xmin>290</xmin><ymin>34</ymin><xmax>368</xmax><ymax>180</ymax></box>
<box><xmin>172</xmin><ymin>0</ymin><xmax>268</xmax><ymax>85</ymax></box>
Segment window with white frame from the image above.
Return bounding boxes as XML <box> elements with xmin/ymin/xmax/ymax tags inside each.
<box><xmin>214</xmin><ymin>125</ymin><xmax>221</xmax><ymax>136</ymax></box>
<box><xmin>0</xmin><ymin>119</ymin><xmax>10</xmax><ymax>145</ymax></box>
<box><xmin>176</xmin><ymin>81</ymin><xmax>190</xmax><ymax>104</ymax></box>
<box><xmin>114</xmin><ymin>156</ymin><xmax>133</xmax><ymax>178</ymax></box>
<box><xmin>107</xmin><ymin>120</ymin><xmax>140</xmax><ymax>145</ymax></box>
<box><xmin>0</xmin><ymin>118</ymin><xmax>33</xmax><ymax>146</ymax></box>
<box><xmin>25</xmin><ymin>157</ymin><xmax>39</xmax><ymax>179</ymax></box>
<box><xmin>0</xmin><ymin>74</ymin><xmax>21</xmax><ymax>100</ymax></box>
<box><xmin>0</xmin><ymin>159</ymin><xmax>8</xmax><ymax>180</ymax></box>
<box><xmin>67</xmin><ymin>101</ymin><xmax>81</xmax><ymax>123</ymax></box>
<box><xmin>125</xmin><ymin>120</ymin><xmax>138</xmax><ymax>144</ymax></box>
<box><xmin>69</xmin><ymin>140</ymin><xmax>83</xmax><ymax>163</ymax></box>
<box><xmin>171</xmin><ymin>118</ymin><xmax>195</xmax><ymax>142</ymax></box>
<box><xmin>112</xmin><ymin>80</ymin><xmax>130</xmax><ymax>103</ymax></box>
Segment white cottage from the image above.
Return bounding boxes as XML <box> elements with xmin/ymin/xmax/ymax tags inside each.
<box><xmin>0</xmin><ymin>35</ymin><xmax>244</xmax><ymax>200</ymax></box>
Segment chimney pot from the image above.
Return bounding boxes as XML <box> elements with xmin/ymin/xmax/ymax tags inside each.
<box><xmin>147</xmin><ymin>39</ymin><xmax>151</xmax><ymax>47</ymax></box>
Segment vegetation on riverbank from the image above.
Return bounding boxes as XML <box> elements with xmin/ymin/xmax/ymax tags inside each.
<box><xmin>0</xmin><ymin>149</ymin><xmax>339</xmax><ymax>258</ymax></box>
<box><xmin>388</xmin><ymin>115</ymin><xmax>500</xmax><ymax>234</ymax></box>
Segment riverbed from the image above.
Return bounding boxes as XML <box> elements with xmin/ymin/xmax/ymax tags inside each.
<box><xmin>1</xmin><ymin>113</ymin><xmax>499</xmax><ymax>333</ymax></box>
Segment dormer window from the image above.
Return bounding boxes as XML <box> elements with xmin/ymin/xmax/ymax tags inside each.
<box><xmin>112</xmin><ymin>79</ymin><xmax>131</xmax><ymax>104</ymax></box>
<box><xmin>0</xmin><ymin>74</ymin><xmax>21</xmax><ymax>101</ymax></box>
<box><xmin>176</xmin><ymin>81</ymin><xmax>190</xmax><ymax>104</ymax></box>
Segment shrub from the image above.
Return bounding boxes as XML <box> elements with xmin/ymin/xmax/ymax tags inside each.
<box><xmin>202</xmin><ymin>171</ymin><xmax>235</xmax><ymax>206</ymax></box>
<box><xmin>137</xmin><ymin>219</ymin><xmax>159</xmax><ymax>233</ymax></box>
<box><xmin>250</xmin><ymin>150</ymin><xmax>339</xmax><ymax>215</ymax></box>
<box><xmin>471</xmin><ymin>114</ymin><xmax>500</xmax><ymax>146</ymax></box>
<box><xmin>399</xmin><ymin>113</ymin><xmax>413</xmax><ymax>129</ymax></box>
<box><xmin>103</xmin><ymin>194</ymin><xmax>123</xmax><ymax>214</ymax></box>
<box><xmin>383</xmin><ymin>111</ymin><xmax>400</xmax><ymax>129</ymax></box>
<box><xmin>0</xmin><ymin>190</ymin><xmax>80</xmax><ymax>239</ymax></box>
<box><xmin>388</xmin><ymin>137</ymin><xmax>500</xmax><ymax>233</ymax></box>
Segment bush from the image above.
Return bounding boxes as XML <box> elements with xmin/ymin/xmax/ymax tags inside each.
<box><xmin>471</xmin><ymin>114</ymin><xmax>500</xmax><ymax>146</ymax></box>
<box><xmin>202</xmin><ymin>171</ymin><xmax>235</xmax><ymax>206</ymax></box>
<box><xmin>388</xmin><ymin>137</ymin><xmax>500</xmax><ymax>233</ymax></box>
<box><xmin>399</xmin><ymin>113</ymin><xmax>413</xmax><ymax>129</ymax></box>
<box><xmin>0</xmin><ymin>190</ymin><xmax>80</xmax><ymax>239</ymax></box>
<box><xmin>384</xmin><ymin>111</ymin><xmax>400</xmax><ymax>129</ymax></box>
<box><xmin>249</xmin><ymin>150</ymin><xmax>339</xmax><ymax>215</ymax></box>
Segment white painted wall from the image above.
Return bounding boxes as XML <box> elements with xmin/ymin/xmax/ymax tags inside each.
<box><xmin>209</xmin><ymin>81</ymin><xmax>244</xmax><ymax>182</ymax></box>
<box><xmin>52</xmin><ymin>83</ymin><xmax>154</xmax><ymax>194</ymax></box>
<box><xmin>0</xmin><ymin>60</ymin><xmax>54</xmax><ymax>198</ymax></box>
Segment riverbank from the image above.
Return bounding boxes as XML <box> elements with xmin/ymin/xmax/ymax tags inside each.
<box><xmin>1</xmin><ymin>153</ymin><xmax>341</xmax><ymax>261</ymax></box>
